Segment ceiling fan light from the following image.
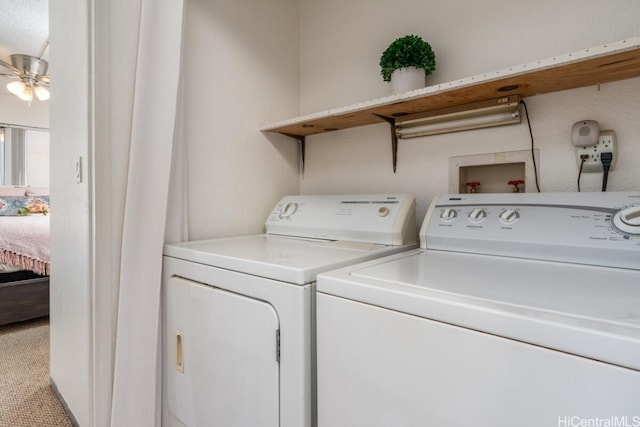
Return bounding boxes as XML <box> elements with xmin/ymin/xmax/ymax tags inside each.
<box><xmin>6</xmin><ymin>80</ymin><xmax>35</xmax><ymax>102</ymax></box>
<box><xmin>18</xmin><ymin>89</ymin><xmax>33</xmax><ymax>103</ymax></box>
<box><xmin>3</xmin><ymin>54</ymin><xmax>49</xmax><ymax>103</ymax></box>
<box><xmin>34</xmin><ymin>85</ymin><xmax>50</xmax><ymax>101</ymax></box>
<box><xmin>7</xmin><ymin>80</ymin><xmax>26</xmax><ymax>96</ymax></box>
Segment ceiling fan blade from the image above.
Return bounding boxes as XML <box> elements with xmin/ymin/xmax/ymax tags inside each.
<box><xmin>0</xmin><ymin>58</ymin><xmax>21</xmax><ymax>74</ymax></box>
<box><xmin>0</xmin><ymin>72</ymin><xmax>20</xmax><ymax>79</ymax></box>
<box><xmin>39</xmin><ymin>74</ymin><xmax>50</xmax><ymax>82</ymax></box>
<box><xmin>36</xmin><ymin>80</ymin><xmax>49</xmax><ymax>88</ymax></box>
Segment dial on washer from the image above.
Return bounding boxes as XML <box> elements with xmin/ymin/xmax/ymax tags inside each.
<box><xmin>440</xmin><ymin>208</ymin><xmax>457</xmax><ymax>221</ymax></box>
<box><xmin>612</xmin><ymin>206</ymin><xmax>640</xmax><ymax>235</ymax></box>
<box><xmin>499</xmin><ymin>209</ymin><xmax>519</xmax><ymax>224</ymax></box>
<box><xmin>468</xmin><ymin>208</ymin><xmax>486</xmax><ymax>222</ymax></box>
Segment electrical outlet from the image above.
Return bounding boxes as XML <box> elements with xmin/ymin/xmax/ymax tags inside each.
<box><xmin>576</xmin><ymin>130</ymin><xmax>617</xmax><ymax>173</ymax></box>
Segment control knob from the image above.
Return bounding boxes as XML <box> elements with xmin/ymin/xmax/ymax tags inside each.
<box><xmin>468</xmin><ymin>208</ymin><xmax>486</xmax><ymax>223</ymax></box>
<box><xmin>378</xmin><ymin>207</ymin><xmax>390</xmax><ymax>217</ymax></box>
<box><xmin>499</xmin><ymin>209</ymin><xmax>519</xmax><ymax>224</ymax></box>
<box><xmin>612</xmin><ymin>206</ymin><xmax>640</xmax><ymax>235</ymax></box>
<box><xmin>279</xmin><ymin>202</ymin><xmax>298</xmax><ymax>218</ymax></box>
<box><xmin>440</xmin><ymin>208</ymin><xmax>457</xmax><ymax>221</ymax></box>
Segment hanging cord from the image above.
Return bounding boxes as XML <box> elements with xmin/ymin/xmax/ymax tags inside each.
<box><xmin>577</xmin><ymin>156</ymin><xmax>586</xmax><ymax>192</ymax></box>
<box><xmin>600</xmin><ymin>152</ymin><xmax>613</xmax><ymax>192</ymax></box>
<box><xmin>520</xmin><ymin>100</ymin><xmax>541</xmax><ymax>192</ymax></box>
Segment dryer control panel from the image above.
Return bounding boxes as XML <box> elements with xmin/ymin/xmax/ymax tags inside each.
<box><xmin>266</xmin><ymin>194</ymin><xmax>417</xmax><ymax>246</ymax></box>
<box><xmin>422</xmin><ymin>192</ymin><xmax>640</xmax><ymax>269</ymax></box>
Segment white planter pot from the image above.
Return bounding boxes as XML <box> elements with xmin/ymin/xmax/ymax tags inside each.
<box><xmin>390</xmin><ymin>67</ymin><xmax>425</xmax><ymax>94</ymax></box>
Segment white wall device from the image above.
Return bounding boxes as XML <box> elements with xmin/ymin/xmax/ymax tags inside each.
<box><xmin>571</xmin><ymin>120</ymin><xmax>600</xmax><ymax>147</ymax></box>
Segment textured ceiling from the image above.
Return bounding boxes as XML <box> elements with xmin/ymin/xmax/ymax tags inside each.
<box><xmin>0</xmin><ymin>0</ymin><xmax>49</xmax><ymax>61</ymax></box>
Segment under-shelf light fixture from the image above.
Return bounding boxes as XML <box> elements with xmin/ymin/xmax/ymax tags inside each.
<box><xmin>395</xmin><ymin>96</ymin><xmax>521</xmax><ymax>139</ymax></box>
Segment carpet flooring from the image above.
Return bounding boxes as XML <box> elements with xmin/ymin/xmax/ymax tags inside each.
<box><xmin>0</xmin><ymin>317</ymin><xmax>73</xmax><ymax>427</ymax></box>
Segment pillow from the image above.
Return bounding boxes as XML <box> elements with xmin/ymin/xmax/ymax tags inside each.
<box><xmin>0</xmin><ymin>186</ymin><xmax>30</xmax><ymax>197</ymax></box>
<box><xmin>0</xmin><ymin>196</ymin><xmax>50</xmax><ymax>216</ymax></box>
<box><xmin>25</xmin><ymin>186</ymin><xmax>50</xmax><ymax>196</ymax></box>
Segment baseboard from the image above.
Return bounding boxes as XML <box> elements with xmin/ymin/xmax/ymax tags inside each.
<box><xmin>50</xmin><ymin>377</ymin><xmax>81</xmax><ymax>427</ymax></box>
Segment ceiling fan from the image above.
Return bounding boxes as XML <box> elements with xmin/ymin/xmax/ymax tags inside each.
<box><xmin>0</xmin><ymin>40</ymin><xmax>50</xmax><ymax>103</ymax></box>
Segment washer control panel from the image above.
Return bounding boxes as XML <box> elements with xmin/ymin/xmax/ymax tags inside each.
<box><xmin>422</xmin><ymin>192</ymin><xmax>640</xmax><ymax>270</ymax></box>
<box><xmin>266</xmin><ymin>194</ymin><xmax>417</xmax><ymax>246</ymax></box>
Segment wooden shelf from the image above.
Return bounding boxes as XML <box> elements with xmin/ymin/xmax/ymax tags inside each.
<box><xmin>262</xmin><ymin>38</ymin><xmax>640</xmax><ymax>138</ymax></box>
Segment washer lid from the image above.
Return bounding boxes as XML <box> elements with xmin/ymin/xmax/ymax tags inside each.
<box><xmin>317</xmin><ymin>250</ymin><xmax>640</xmax><ymax>371</ymax></box>
<box><xmin>164</xmin><ymin>234</ymin><xmax>416</xmax><ymax>285</ymax></box>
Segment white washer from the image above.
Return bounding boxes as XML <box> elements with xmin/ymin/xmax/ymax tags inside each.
<box><xmin>162</xmin><ymin>194</ymin><xmax>417</xmax><ymax>427</ymax></box>
<box><xmin>317</xmin><ymin>192</ymin><xmax>640</xmax><ymax>427</ymax></box>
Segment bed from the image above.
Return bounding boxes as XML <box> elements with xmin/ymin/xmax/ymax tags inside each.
<box><xmin>0</xmin><ymin>188</ymin><xmax>50</xmax><ymax>326</ymax></box>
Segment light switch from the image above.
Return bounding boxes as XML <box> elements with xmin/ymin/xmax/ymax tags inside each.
<box><xmin>76</xmin><ymin>156</ymin><xmax>82</xmax><ymax>183</ymax></box>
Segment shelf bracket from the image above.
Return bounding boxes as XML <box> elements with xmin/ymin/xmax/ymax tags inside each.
<box><xmin>284</xmin><ymin>134</ymin><xmax>306</xmax><ymax>177</ymax></box>
<box><xmin>373</xmin><ymin>114</ymin><xmax>399</xmax><ymax>173</ymax></box>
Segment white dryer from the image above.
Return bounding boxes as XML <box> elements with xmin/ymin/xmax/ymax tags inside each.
<box><xmin>162</xmin><ymin>194</ymin><xmax>417</xmax><ymax>427</ymax></box>
<box><xmin>317</xmin><ymin>192</ymin><xmax>640</xmax><ymax>427</ymax></box>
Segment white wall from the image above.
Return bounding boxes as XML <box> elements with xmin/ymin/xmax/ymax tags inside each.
<box><xmin>183</xmin><ymin>0</ymin><xmax>300</xmax><ymax>240</ymax></box>
<box><xmin>49</xmin><ymin>0</ymin><xmax>92</xmax><ymax>425</ymax></box>
<box><xmin>0</xmin><ymin>92</ymin><xmax>49</xmax><ymax>128</ymax></box>
<box><xmin>298</xmin><ymin>0</ymin><xmax>640</xmax><ymax>221</ymax></box>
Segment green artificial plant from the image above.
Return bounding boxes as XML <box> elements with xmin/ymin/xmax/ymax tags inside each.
<box><xmin>379</xmin><ymin>35</ymin><xmax>436</xmax><ymax>82</ymax></box>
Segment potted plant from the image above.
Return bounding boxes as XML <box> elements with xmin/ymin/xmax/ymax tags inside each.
<box><xmin>380</xmin><ymin>34</ymin><xmax>436</xmax><ymax>93</ymax></box>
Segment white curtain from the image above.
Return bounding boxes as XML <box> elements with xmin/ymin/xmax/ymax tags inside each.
<box><xmin>109</xmin><ymin>0</ymin><xmax>186</xmax><ymax>425</ymax></box>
